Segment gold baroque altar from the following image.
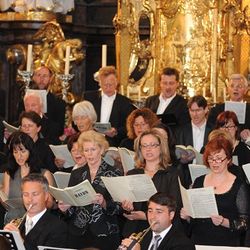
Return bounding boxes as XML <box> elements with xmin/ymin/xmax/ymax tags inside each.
<box><xmin>115</xmin><ymin>0</ymin><xmax>250</xmax><ymax>103</ymax></box>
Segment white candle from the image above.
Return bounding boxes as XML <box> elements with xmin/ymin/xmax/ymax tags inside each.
<box><xmin>213</xmin><ymin>87</ymin><xmax>217</xmax><ymax>104</ymax></box>
<box><xmin>26</xmin><ymin>44</ymin><xmax>33</xmax><ymax>72</ymax></box>
<box><xmin>64</xmin><ymin>46</ymin><xmax>71</xmax><ymax>75</ymax></box>
<box><xmin>102</xmin><ymin>44</ymin><xmax>107</xmax><ymax>67</ymax></box>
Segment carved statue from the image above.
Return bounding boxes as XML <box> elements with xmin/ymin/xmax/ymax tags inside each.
<box><xmin>7</xmin><ymin>20</ymin><xmax>84</xmax><ymax>102</ymax></box>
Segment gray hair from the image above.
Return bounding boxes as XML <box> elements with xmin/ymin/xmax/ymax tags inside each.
<box><xmin>229</xmin><ymin>74</ymin><xmax>248</xmax><ymax>88</ymax></box>
<box><xmin>72</xmin><ymin>101</ymin><xmax>97</xmax><ymax>124</ymax></box>
<box><xmin>21</xmin><ymin>173</ymin><xmax>49</xmax><ymax>192</ymax></box>
<box><xmin>23</xmin><ymin>92</ymin><xmax>43</xmax><ymax>107</ymax></box>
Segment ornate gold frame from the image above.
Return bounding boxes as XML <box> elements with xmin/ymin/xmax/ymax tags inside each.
<box><xmin>115</xmin><ymin>0</ymin><xmax>250</xmax><ymax>102</ymax></box>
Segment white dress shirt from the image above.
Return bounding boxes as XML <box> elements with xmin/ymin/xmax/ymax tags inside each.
<box><xmin>100</xmin><ymin>92</ymin><xmax>116</xmax><ymax>123</ymax></box>
<box><xmin>192</xmin><ymin>120</ymin><xmax>207</xmax><ymax>152</ymax></box>
<box><xmin>26</xmin><ymin>208</ymin><xmax>47</xmax><ymax>234</ymax></box>
<box><xmin>148</xmin><ymin>224</ymin><xmax>172</xmax><ymax>250</ymax></box>
<box><xmin>156</xmin><ymin>94</ymin><xmax>176</xmax><ymax>115</ymax></box>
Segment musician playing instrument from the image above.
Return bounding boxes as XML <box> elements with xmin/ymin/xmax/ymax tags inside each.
<box><xmin>120</xmin><ymin>192</ymin><xmax>195</xmax><ymax>250</ymax></box>
<box><xmin>4</xmin><ymin>174</ymin><xmax>67</xmax><ymax>250</ymax></box>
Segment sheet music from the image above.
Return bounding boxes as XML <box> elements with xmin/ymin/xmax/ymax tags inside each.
<box><xmin>53</xmin><ymin>172</ymin><xmax>71</xmax><ymax>189</ymax></box>
<box><xmin>101</xmin><ymin>174</ymin><xmax>157</xmax><ymax>202</ymax></box>
<box><xmin>188</xmin><ymin>164</ymin><xmax>210</xmax><ymax>183</ymax></box>
<box><xmin>242</xmin><ymin>164</ymin><xmax>250</xmax><ymax>183</ymax></box>
<box><xmin>49</xmin><ymin>179</ymin><xmax>96</xmax><ymax>206</ymax></box>
<box><xmin>93</xmin><ymin>122</ymin><xmax>111</xmax><ymax>133</ymax></box>
<box><xmin>49</xmin><ymin>144</ymin><xmax>75</xmax><ymax>168</ymax></box>
<box><xmin>178</xmin><ymin>178</ymin><xmax>218</xmax><ymax>218</ymax></box>
<box><xmin>0</xmin><ymin>230</ymin><xmax>26</xmax><ymax>250</ymax></box>
<box><xmin>196</xmin><ymin>245</ymin><xmax>250</xmax><ymax>250</ymax></box>
<box><xmin>225</xmin><ymin>101</ymin><xmax>246</xmax><ymax>124</ymax></box>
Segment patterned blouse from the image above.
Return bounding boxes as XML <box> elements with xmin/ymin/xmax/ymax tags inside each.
<box><xmin>66</xmin><ymin>159</ymin><xmax>122</xmax><ymax>237</ymax></box>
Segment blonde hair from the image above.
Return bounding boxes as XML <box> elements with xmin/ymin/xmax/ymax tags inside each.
<box><xmin>78</xmin><ymin>130</ymin><xmax>109</xmax><ymax>153</ymax></box>
<box><xmin>208</xmin><ymin>129</ymin><xmax>234</xmax><ymax>146</ymax></box>
<box><xmin>98</xmin><ymin>66</ymin><xmax>117</xmax><ymax>79</ymax></box>
<box><xmin>134</xmin><ymin>128</ymin><xmax>172</xmax><ymax>169</ymax></box>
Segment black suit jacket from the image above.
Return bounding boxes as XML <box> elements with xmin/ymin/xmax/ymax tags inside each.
<box><xmin>145</xmin><ymin>94</ymin><xmax>190</xmax><ymax>127</ymax></box>
<box><xmin>141</xmin><ymin>226</ymin><xmax>195</xmax><ymax>250</ymax></box>
<box><xmin>17</xmin><ymin>91</ymin><xmax>66</xmax><ymax>143</ymax></box>
<box><xmin>208</xmin><ymin>102</ymin><xmax>250</xmax><ymax>130</ymax></box>
<box><xmin>84</xmin><ymin>90</ymin><xmax>135</xmax><ymax>146</ymax></box>
<box><xmin>176</xmin><ymin>121</ymin><xmax>213</xmax><ymax>188</ymax></box>
<box><xmin>20</xmin><ymin>210</ymin><xmax>68</xmax><ymax>250</ymax></box>
<box><xmin>176</xmin><ymin>121</ymin><xmax>213</xmax><ymax>149</ymax></box>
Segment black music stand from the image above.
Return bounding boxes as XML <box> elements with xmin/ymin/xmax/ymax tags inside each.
<box><xmin>0</xmin><ymin>230</ymin><xmax>25</xmax><ymax>250</ymax></box>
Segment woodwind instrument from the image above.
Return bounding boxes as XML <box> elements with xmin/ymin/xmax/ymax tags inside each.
<box><xmin>117</xmin><ymin>222</ymin><xmax>156</xmax><ymax>250</ymax></box>
<box><xmin>11</xmin><ymin>204</ymin><xmax>33</xmax><ymax>228</ymax></box>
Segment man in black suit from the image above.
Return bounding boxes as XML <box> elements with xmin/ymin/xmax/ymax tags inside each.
<box><xmin>176</xmin><ymin>95</ymin><xmax>213</xmax><ymax>187</ymax></box>
<box><xmin>4</xmin><ymin>173</ymin><xmax>68</xmax><ymax>250</ymax></box>
<box><xmin>121</xmin><ymin>192</ymin><xmax>195</xmax><ymax>250</ymax></box>
<box><xmin>83</xmin><ymin>66</ymin><xmax>135</xmax><ymax>146</ymax></box>
<box><xmin>177</xmin><ymin>95</ymin><xmax>213</xmax><ymax>153</ymax></box>
<box><xmin>208</xmin><ymin>73</ymin><xmax>250</xmax><ymax>140</ymax></box>
<box><xmin>23</xmin><ymin>92</ymin><xmax>61</xmax><ymax>145</ymax></box>
<box><xmin>145</xmin><ymin>67</ymin><xmax>190</xmax><ymax>129</ymax></box>
<box><xmin>18</xmin><ymin>66</ymin><xmax>66</xmax><ymax>144</ymax></box>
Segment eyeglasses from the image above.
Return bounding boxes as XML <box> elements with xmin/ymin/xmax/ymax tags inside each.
<box><xmin>221</xmin><ymin>125</ymin><xmax>236</xmax><ymax>130</ymax></box>
<box><xmin>207</xmin><ymin>156</ymin><xmax>227</xmax><ymax>163</ymax></box>
<box><xmin>140</xmin><ymin>143</ymin><xmax>160</xmax><ymax>149</ymax></box>
<box><xmin>229</xmin><ymin>84</ymin><xmax>245</xmax><ymax>89</ymax></box>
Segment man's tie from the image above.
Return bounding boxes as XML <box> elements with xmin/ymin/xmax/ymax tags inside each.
<box><xmin>150</xmin><ymin>234</ymin><xmax>162</xmax><ymax>250</ymax></box>
<box><xmin>25</xmin><ymin>217</ymin><xmax>33</xmax><ymax>235</ymax></box>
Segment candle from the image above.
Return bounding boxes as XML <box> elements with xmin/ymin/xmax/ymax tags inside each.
<box><xmin>213</xmin><ymin>87</ymin><xmax>217</xmax><ymax>104</ymax></box>
<box><xmin>102</xmin><ymin>44</ymin><xmax>107</xmax><ymax>67</ymax></box>
<box><xmin>26</xmin><ymin>44</ymin><xmax>33</xmax><ymax>72</ymax></box>
<box><xmin>64</xmin><ymin>46</ymin><xmax>71</xmax><ymax>75</ymax></box>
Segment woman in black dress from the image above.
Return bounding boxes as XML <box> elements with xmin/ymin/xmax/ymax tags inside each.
<box><xmin>58</xmin><ymin>130</ymin><xmax>122</xmax><ymax>250</ymax></box>
<box><xmin>121</xmin><ymin>128</ymin><xmax>182</xmax><ymax>237</ymax></box>
<box><xmin>215</xmin><ymin>110</ymin><xmax>250</xmax><ymax>166</ymax></box>
<box><xmin>119</xmin><ymin>108</ymin><xmax>158</xmax><ymax>151</ymax></box>
<box><xmin>180</xmin><ymin>136</ymin><xmax>250</xmax><ymax>246</ymax></box>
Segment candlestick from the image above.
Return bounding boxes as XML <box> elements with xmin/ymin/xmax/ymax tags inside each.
<box><xmin>26</xmin><ymin>44</ymin><xmax>33</xmax><ymax>72</ymax></box>
<box><xmin>64</xmin><ymin>46</ymin><xmax>70</xmax><ymax>75</ymax></box>
<box><xmin>102</xmin><ymin>44</ymin><xmax>107</xmax><ymax>67</ymax></box>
